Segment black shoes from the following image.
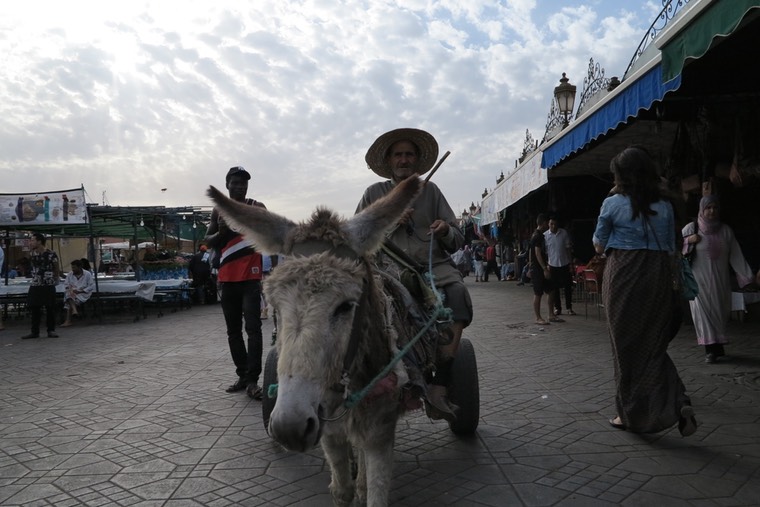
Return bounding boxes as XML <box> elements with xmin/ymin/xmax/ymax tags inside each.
<box><xmin>226</xmin><ymin>379</ymin><xmax>263</xmax><ymax>400</ymax></box>
<box><xmin>225</xmin><ymin>378</ymin><xmax>247</xmax><ymax>393</ymax></box>
<box><xmin>705</xmin><ymin>353</ymin><xmax>716</xmax><ymax>364</ymax></box>
<box><xmin>21</xmin><ymin>332</ymin><xmax>58</xmax><ymax>339</ymax></box>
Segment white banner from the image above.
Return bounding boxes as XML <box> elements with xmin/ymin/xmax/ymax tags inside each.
<box><xmin>480</xmin><ymin>152</ymin><xmax>547</xmax><ymax>225</ymax></box>
<box><xmin>0</xmin><ymin>187</ymin><xmax>87</xmax><ymax>226</ymax></box>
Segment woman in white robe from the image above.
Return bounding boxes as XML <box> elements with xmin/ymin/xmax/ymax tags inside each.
<box><xmin>682</xmin><ymin>195</ymin><xmax>759</xmax><ymax>363</ymax></box>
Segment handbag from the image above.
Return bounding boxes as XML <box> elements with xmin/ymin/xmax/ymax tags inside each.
<box><xmin>683</xmin><ymin>221</ymin><xmax>698</xmax><ymax>264</ymax></box>
<box><xmin>645</xmin><ymin>216</ymin><xmax>699</xmax><ymax>301</ymax></box>
<box><xmin>679</xmin><ymin>256</ymin><xmax>699</xmax><ymax>300</ymax></box>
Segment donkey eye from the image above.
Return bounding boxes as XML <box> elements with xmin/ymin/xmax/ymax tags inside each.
<box><xmin>333</xmin><ymin>301</ymin><xmax>356</xmax><ymax>318</ymax></box>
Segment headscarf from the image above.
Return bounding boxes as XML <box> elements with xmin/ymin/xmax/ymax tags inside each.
<box><xmin>697</xmin><ymin>195</ymin><xmax>721</xmax><ymax>260</ymax></box>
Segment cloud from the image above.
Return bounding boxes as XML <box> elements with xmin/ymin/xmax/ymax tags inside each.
<box><xmin>0</xmin><ymin>0</ymin><xmax>651</xmax><ymax>222</ymax></box>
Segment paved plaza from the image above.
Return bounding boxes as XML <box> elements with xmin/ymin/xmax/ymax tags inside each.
<box><xmin>2</xmin><ymin>278</ymin><xmax>760</xmax><ymax>506</ymax></box>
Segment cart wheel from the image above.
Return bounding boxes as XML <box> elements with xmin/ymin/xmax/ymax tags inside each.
<box><xmin>262</xmin><ymin>347</ymin><xmax>279</xmax><ymax>433</ymax></box>
<box><xmin>447</xmin><ymin>338</ymin><xmax>479</xmax><ymax>435</ymax></box>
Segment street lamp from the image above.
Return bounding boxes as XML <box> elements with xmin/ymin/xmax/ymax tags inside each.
<box><xmin>554</xmin><ymin>73</ymin><xmax>577</xmax><ymax>127</ymax></box>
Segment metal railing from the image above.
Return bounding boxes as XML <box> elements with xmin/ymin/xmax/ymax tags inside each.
<box><xmin>623</xmin><ymin>0</ymin><xmax>692</xmax><ymax>78</ymax></box>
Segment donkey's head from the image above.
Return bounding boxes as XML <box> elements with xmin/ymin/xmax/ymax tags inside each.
<box><xmin>207</xmin><ymin>177</ymin><xmax>421</xmax><ymax>451</ymax></box>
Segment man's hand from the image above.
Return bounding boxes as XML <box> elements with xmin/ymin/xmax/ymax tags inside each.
<box><xmin>429</xmin><ymin>219</ymin><xmax>450</xmax><ymax>238</ymax></box>
<box><xmin>687</xmin><ymin>234</ymin><xmax>701</xmax><ymax>245</ymax></box>
<box><xmin>217</xmin><ymin>216</ymin><xmax>229</xmax><ymax>234</ymax></box>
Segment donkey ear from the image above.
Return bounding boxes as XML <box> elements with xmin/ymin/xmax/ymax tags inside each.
<box><xmin>344</xmin><ymin>176</ymin><xmax>422</xmax><ymax>255</ymax></box>
<box><xmin>207</xmin><ymin>186</ymin><xmax>296</xmax><ymax>253</ymax></box>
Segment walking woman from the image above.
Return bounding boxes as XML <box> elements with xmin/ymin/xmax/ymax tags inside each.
<box><xmin>682</xmin><ymin>195</ymin><xmax>760</xmax><ymax>363</ymax></box>
<box><xmin>592</xmin><ymin>146</ymin><xmax>697</xmax><ymax>436</ymax></box>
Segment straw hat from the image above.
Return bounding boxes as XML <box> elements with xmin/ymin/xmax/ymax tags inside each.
<box><xmin>365</xmin><ymin>128</ymin><xmax>439</xmax><ymax>179</ymax></box>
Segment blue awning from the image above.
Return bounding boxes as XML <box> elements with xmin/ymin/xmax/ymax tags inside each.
<box><xmin>541</xmin><ymin>63</ymin><xmax>681</xmax><ymax>170</ymax></box>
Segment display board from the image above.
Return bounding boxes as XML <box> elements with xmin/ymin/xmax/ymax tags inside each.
<box><xmin>0</xmin><ymin>187</ymin><xmax>87</xmax><ymax>225</ymax></box>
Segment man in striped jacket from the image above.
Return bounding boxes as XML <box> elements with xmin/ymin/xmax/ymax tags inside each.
<box><xmin>206</xmin><ymin>166</ymin><xmax>266</xmax><ymax>400</ymax></box>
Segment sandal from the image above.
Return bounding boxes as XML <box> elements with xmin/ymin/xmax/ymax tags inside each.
<box><xmin>678</xmin><ymin>406</ymin><xmax>698</xmax><ymax>437</ymax></box>
<box><xmin>549</xmin><ymin>317</ymin><xmax>565</xmax><ymax>323</ymax></box>
<box><xmin>247</xmin><ymin>384</ymin><xmax>263</xmax><ymax>400</ymax></box>
<box><xmin>609</xmin><ymin>417</ymin><xmax>626</xmax><ymax>430</ymax></box>
<box><xmin>536</xmin><ymin>319</ymin><xmax>550</xmax><ymax>325</ymax></box>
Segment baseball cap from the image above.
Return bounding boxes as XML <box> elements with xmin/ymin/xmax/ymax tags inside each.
<box><xmin>226</xmin><ymin>166</ymin><xmax>251</xmax><ymax>182</ymax></box>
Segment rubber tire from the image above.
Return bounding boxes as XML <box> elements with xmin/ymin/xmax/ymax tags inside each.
<box><xmin>447</xmin><ymin>338</ymin><xmax>480</xmax><ymax>435</ymax></box>
<box><xmin>262</xmin><ymin>347</ymin><xmax>279</xmax><ymax>433</ymax></box>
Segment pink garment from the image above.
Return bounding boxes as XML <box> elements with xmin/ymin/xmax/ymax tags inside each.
<box><xmin>697</xmin><ymin>195</ymin><xmax>722</xmax><ymax>261</ymax></box>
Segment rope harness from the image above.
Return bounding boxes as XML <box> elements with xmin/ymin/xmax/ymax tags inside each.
<box><xmin>267</xmin><ymin>237</ymin><xmax>453</xmax><ymax>420</ymax></box>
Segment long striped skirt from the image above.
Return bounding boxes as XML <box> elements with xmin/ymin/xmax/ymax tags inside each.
<box><xmin>603</xmin><ymin>249</ymin><xmax>690</xmax><ymax>433</ymax></box>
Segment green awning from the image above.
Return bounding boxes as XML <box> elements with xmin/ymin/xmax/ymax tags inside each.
<box><xmin>662</xmin><ymin>0</ymin><xmax>760</xmax><ymax>81</ymax></box>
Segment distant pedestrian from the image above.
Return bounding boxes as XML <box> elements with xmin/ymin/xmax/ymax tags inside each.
<box><xmin>260</xmin><ymin>253</ymin><xmax>278</xmax><ymax>319</ymax></box>
<box><xmin>483</xmin><ymin>241</ymin><xmax>500</xmax><ymax>281</ymax></box>
<box><xmin>593</xmin><ymin>145</ymin><xmax>697</xmax><ymax>436</ymax></box>
<box><xmin>462</xmin><ymin>245</ymin><xmax>472</xmax><ymax>277</ymax></box>
<box><xmin>188</xmin><ymin>245</ymin><xmax>212</xmax><ymax>305</ymax></box>
<box><xmin>0</xmin><ymin>243</ymin><xmax>4</xmax><ymax>331</ymax></box>
<box><xmin>21</xmin><ymin>233</ymin><xmax>60</xmax><ymax>339</ymax></box>
<box><xmin>473</xmin><ymin>243</ymin><xmax>485</xmax><ymax>282</ymax></box>
<box><xmin>682</xmin><ymin>195</ymin><xmax>760</xmax><ymax>363</ymax></box>
<box><xmin>544</xmin><ymin>217</ymin><xmax>576</xmax><ymax>316</ymax></box>
<box><xmin>529</xmin><ymin>214</ymin><xmax>557</xmax><ymax>325</ymax></box>
<box><xmin>61</xmin><ymin>259</ymin><xmax>95</xmax><ymax>327</ymax></box>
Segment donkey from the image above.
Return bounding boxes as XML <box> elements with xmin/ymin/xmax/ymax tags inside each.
<box><xmin>207</xmin><ymin>176</ymin><xmax>434</xmax><ymax>507</ymax></box>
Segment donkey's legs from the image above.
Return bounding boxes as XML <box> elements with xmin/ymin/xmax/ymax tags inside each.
<box><xmin>321</xmin><ymin>435</ymin><xmax>354</xmax><ymax>507</ymax></box>
<box><xmin>355</xmin><ymin>447</ymin><xmax>367</xmax><ymax>503</ymax></box>
<box><xmin>363</xmin><ymin>436</ymin><xmax>395</xmax><ymax>507</ymax></box>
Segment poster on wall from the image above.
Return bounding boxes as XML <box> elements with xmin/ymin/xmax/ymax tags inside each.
<box><xmin>0</xmin><ymin>187</ymin><xmax>87</xmax><ymax>226</ymax></box>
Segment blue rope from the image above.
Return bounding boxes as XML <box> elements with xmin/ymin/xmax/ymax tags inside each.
<box><xmin>344</xmin><ymin>234</ymin><xmax>451</xmax><ymax>408</ymax></box>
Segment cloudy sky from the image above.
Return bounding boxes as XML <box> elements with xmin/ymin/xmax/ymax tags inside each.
<box><xmin>1</xmin><ymin>0</ymin><xmax>662</xmax><ymax>221</ymax></box>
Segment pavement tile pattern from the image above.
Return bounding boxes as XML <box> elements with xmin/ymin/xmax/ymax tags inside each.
<box><xmin>2</xmin><ymin>278</ymin><xmax>760</xmax><ymax>506</ymax></box>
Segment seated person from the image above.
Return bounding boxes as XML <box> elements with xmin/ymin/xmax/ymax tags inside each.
<box><xmin>356</xmin><ymin>128</ymin><xmax>473</xmax><ymax>421</ymax></box>
<box><xmin>61</xmin><ymin>259</ymin><xmax>95</xmax><ymax>327</ymax></box>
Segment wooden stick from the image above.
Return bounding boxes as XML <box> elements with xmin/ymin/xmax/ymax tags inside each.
<box><xmin>423</xmin><ymin>150</ymin><xmax>451</xmax><ymax>185</ymax></box>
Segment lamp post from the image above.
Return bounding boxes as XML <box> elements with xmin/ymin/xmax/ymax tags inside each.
<box><xmin>554</xmin><ymin>73</ymin><xmax>577</xmax><ymax>128</ymax></box>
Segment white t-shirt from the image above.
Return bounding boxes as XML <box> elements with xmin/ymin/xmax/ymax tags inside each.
<box><xmin>544</xmin><ymin>228</ymin><xmax>572</xmax><ymax>267</ymax></box>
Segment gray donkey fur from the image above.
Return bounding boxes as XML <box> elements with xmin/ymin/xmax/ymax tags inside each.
<box><xmin>207</xmin><ymin>176</ymin><xmax>427</xmax><ymax>507</ymax></box>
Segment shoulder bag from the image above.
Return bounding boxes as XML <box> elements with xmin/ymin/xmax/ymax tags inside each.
<box><xmin>646</xmin><ymin>216</ymin><xmax>699</xmax><ymax>301</ymax></box>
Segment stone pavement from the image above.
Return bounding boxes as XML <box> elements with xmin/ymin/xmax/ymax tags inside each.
<box><xmin>2</xmin><ymin>279</ymin><xmax>760</xmax><ymax>506</ymax></box>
